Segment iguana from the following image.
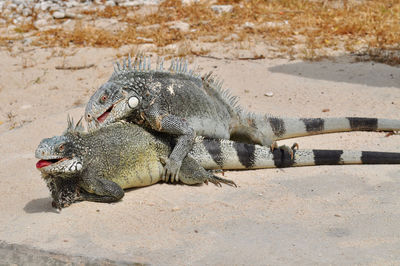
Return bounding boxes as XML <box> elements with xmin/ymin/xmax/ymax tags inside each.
<box><xmin>35</xmin><ymin>118</ymin><xmax>400</xmax><ymax>209</ymax></box>
<box><xmin>84</xmin><ymin>55</ymin><xmax>400</xmax><ymax>182</ymax></box>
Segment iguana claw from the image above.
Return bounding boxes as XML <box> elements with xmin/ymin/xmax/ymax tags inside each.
<box><xmin>207</xmin><ymin>175</ymin><xmax>237</xmax><ymax>187</ymax></box>
<box><xmin>162</xmin><ymin>158</ymin><xmax>182</xmax><ymax>183</ymax></box>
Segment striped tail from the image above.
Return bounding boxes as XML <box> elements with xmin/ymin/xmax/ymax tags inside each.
<box><xmin>266</xmin><ymin>117</ymin><xmax>400</xmax><ymax>141</ymax></box>
<box><xmin>281</xmin><ymin>149</ymin><xmax>400</xmax><ymax>168</ymax></box>
<box><xmin>190</xmin><ymin>138</ymin><xmax>400</xmax><ymax>170</ymax></box>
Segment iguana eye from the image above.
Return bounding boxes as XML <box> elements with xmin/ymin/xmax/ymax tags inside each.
<box><xmin>100</xmin><ymin>94</ymin><xmax>108</xmax><ymax>103</ymax></box>
<box><xmin>58</xmin><ymin>144</ymin><xmax>64</xmax><ymax>152</ymax></box>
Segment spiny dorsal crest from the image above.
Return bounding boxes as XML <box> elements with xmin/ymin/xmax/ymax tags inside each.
<box><xmin>109</xmin><ymin>54</ymin><xmax>201</xmax><ymax>81</ymax></box>
<box><xmin>65</xmin><ymin>115</ymin><xmax>85</xmax><ymax>134</ymax></box>
<box><xmin>202</xmin><ymin>72</ymin><xmax>242</xmax><ymax>114</ymax></box>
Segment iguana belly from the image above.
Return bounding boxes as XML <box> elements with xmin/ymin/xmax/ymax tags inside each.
<box><xmin>103</xmin><ymin>146</ymin><xmax>165</xmax><ymax>189</ymax></box>
<box><xmin>111</xmin><ymin>159</ymin><xmax>163</xmax><ymax>189</ymax></box>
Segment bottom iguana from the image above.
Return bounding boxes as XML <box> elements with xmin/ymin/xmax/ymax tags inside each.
<box><xmin>35</xmin><ymin>118</ymin><xmax>400</xmax><ymax>209</ymax></box>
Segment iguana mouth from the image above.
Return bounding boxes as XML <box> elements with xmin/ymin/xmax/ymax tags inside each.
<box><xmin>97</xmin><ymin>105</ymin><xmax>113</xmax><ymax>123</ymax></box>
<box><xmin>36</xmin><ymin>158</ymin><xmax>66</xmax><ymax>169</ymax></box>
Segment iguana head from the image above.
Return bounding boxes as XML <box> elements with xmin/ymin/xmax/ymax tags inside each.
<box><xmin>85</xmin><ymin>56</ymin><xmax>149</xmax><ymax>130</ymax></box>
<box><xmin>84</xmin><ymin>80</ymin><xmax>142</xmax><ymax>130</ymax></box>
<box><xmin>35</xmin><ymin>117</ymin><xmax>86</xmax><ymax>209</ymax></box>
<box><xmin>35</xmin><ymin>117</ymin><xmax>85</xmax><ymax>175</ymax></box>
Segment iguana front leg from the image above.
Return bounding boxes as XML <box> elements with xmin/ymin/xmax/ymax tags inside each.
<box><xmin>145</xmin><ymin>106</ymin><xmax>195</xmax><ymax>183</ymax></box>
<box><xmin>79</xmin><ymin>176</ymin><xmax>124</xmax><ymax>203</ymax></box>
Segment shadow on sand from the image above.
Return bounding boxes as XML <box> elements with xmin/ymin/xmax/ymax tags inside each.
<box><xmin>24</xmin><ymin>198</ymin><xmax>59</xmax><ymax>214</ymax></box>
<box><xmin>268</xmin><ymin>59</ymin><xmax>400</xmax><ymax>88</ymax></box>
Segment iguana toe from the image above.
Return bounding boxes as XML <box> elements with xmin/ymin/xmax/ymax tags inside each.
<box><xmin>207</xmin><ymin>175</ymin><xmax>237</xmax><ymax>187</ymax></box>
<box><xmin>162</xmin><ymin>158</ymin><xmax>182</xmax><ymax>183</ymax></box>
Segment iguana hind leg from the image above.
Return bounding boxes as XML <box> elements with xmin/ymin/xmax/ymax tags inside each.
<box><xmin>178</xmin><ymin>155</ymin><xmax>236</xmax><ymax>187</ymax></box>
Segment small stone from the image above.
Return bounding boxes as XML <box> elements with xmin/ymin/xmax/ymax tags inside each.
<box><xmin>13</xmin><ymin>0</ymin><xmax>26</xmax><ymax>6</ymax></box>
<box><xmin>243</xmin><ymin>22</ymin><xmax>255</xmax><ymax>29</ymax></box>
<box><xmin>264</xmin><ymin>92</ymin><xmax>274</xmax><ymax>97</ymax></box>
<box><xmin>182</xmin><ymin>0</ymin><xmax>199</xmax><ymax>4</ymax></box>
<box><xmin>105</xmin><ymin>0</ymin><xmax>116</xmax><ymax>6</ymax></box>
<box><xmin>120</xmin><ymin>0</ymin><xmax>160</xmax><ymax>6</ymax></box>
<box><xmin>17</xmin><ymin>4</ymin><xmax>24</xmax><ymax>13</ymax></box>
<box><xmin>65</xmin><ymin>1</ymin><xmax>79</xmax><ymax>8</ymax></box>
<box><xmin>12</xmin><ymin>17</ymin><xmax>23</xmax><ymax>24</ymax></box>
<box><xmin>53</xmin><ymin>11</ymin><xmax>66</xmax><ymax>19</ymax></box>
<box><xmin>136</xmin><ymin>36</ymin><xmax>153</xmax><ymax>43</ymax></box>
<box><xmin>136</xmin><ymin>24</ymin><xmax>160</xmax><ymax>31</ymax></box>
<box><xmin>22</xmin><ymin>8</ymin><xmax>32</xmax><ymax>16</ymax></box>
<box><xmin>40</xmin><ymin>2</ymin><xmax>51</xmax><ymax>11</ymax></box>
<box><xmin>211</xmin><ymin>5</ymin><xmax>233</xmax><ymax>14</ymax></box>
<box><xmin>224</xmin><ymin>33</ymin><xmax>239</xmax><ymax>41</ymax></box>
<box><xmin>263</xmin><ymin>21</ymin><xmax>284</xmax><ymax>28</ymax></box>
<box><xmin>168</xmin><ymin>21</ymin><xmax>190</xmax><ymax>32</ymax></box>
<box><xmin>8</xmin><ymin>3</ymin><xmax>17</xmax><ymax>10</ymax></box>
<box><xmin>65</xmin><ymin>11</ymin><xmax>77</xmax><ymax>19</ymax></box>
<box><xmin>49</xmin><ymin>4</ymin><xmax>61</xmax><ymax>12</ymax></box>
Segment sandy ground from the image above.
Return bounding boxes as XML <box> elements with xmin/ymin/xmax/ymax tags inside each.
<box><xmin>0</xmin><ymin>46</ymin><xmax>400</xmax><ymax>264</ymax></box>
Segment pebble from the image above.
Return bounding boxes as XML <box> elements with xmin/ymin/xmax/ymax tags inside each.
<box><xmin>264</xmin><ymin>92</ymin><xmax>274</xmax><ymax>97</ymax></box>
<box><xmin>105</xmin><ymin>0</ymin><xmax>116</xmax><ymax>6</ymax></box>
<box><xmin>136</xmin><ymin>36</ymin><xmax>153</xmax><ymax>42</ymax></box>
<box><xmin>243</xmin><ymin>22</ymin><xmax>255</xmax><ymax>29</ymax></box>
<box><xmin>53</xmin><ymin>11</ymin><xmax>66</xmax><ymax>19</ymax></box>
<box><xmin>168</xmin><ymin>21</ymin><xmax>190</xmax><ymax>32</ymax></box>
<box><xmin>0</xmin><ymin>0</ymin><xmax>165</xmax><ymax>26</ymax></box>
<box><xmin>211</xmin><ymin>5</ymin><xmax>233</xmax><ymax>14</ymax></box>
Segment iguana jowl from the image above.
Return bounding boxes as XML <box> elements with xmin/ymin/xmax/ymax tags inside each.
<box><xmin>35</xmin><ymin>118</ymin><xmax>400</xmax><ymax>209</ymax></box>
<box><xmin>84</xmin><ymin>56</ymin><xmax>400</xmax><ymax>182</ymax></box>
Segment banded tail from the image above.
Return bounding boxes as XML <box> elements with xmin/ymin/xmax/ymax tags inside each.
<box><xmin>232</xmin><ymin>114</ymin><xmax>400</xmax><ymax>146</ymax></box>
<box><xmin>190</xmin><ymin>138</ymin><xmax>400</xmax><ymax>170</ymax></box>
<box><xmin>267</xmin><ymin>117</ymin><xmax>400</xmax><ymax>140</ymax></box>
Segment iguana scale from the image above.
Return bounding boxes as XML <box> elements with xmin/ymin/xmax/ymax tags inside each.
<box><xmin>35</xmin><ymin>118</ymin><xmax>400</xmax><ymax>209</ymax></box>
<box><xmin>84</xmin><ymin>56</ymin><xmax>400</xmax><ymax>182</ymax></box>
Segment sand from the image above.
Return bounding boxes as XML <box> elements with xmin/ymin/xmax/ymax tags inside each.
<box><xmin>0</xmin><ymin>46</ymin><xmax>399</xmax><ymax>264</ymax></box>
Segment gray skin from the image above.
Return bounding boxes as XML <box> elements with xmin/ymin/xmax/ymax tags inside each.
<box><xmin>35</xmin><ymin>118</ymin><xmax>400</xmax><ymax>209</ymax></box>
<box><xmin>84</xmin><ymin>56</ymin><xmax>400</xmax><ymax>183</ymax></box>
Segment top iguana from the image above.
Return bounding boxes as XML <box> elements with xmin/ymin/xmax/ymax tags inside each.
<box><xmin>84</xmin><ymin>55</ymin><xmax>400</xmax><ymax>181</ymax></box>
<box><xmin>35</xmin><ymin>118</ymin><xmax>400</xmax><ymax>209</ymax></box>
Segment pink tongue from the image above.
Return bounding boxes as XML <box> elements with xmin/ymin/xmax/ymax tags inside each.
<box><xmin>97</xmin><ymin>111</ymin><xmax>110</xmax><ymax>123</ymax></box>
<box><xmin>36</xmin><ymin>160</ymin><xmax>53</xmax><ymax>169</ymax></box>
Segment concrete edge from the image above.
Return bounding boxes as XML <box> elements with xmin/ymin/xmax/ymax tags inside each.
<box><xmin>0</xmin><ymin>240</ymin><xmax>147</xmax><ymax>265</ymax></box>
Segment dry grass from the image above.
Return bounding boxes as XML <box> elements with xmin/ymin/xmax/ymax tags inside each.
<box><xmin>1</xmin><ymin>0</ymin><xmax>399</xmax><ymax>63</ymax></box>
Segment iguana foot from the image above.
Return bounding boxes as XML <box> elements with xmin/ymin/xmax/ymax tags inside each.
<box><xmin>161</xmin><ymin>157</ymin><xmax>182</xmax><ymax>183</ymax></box>
<box><xmin>205</xmin><ymin>174</ymin><xmax>237</xmax><ymax>187</ymax></box>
